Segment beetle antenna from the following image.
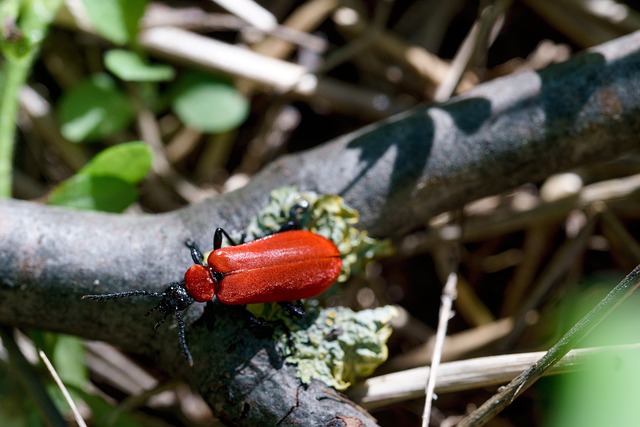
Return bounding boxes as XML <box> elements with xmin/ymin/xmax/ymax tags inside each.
<box><xmin>82</xmin><ymin>290</ymin><xmax>165</xmax><ymax>300</ymax></box>
<box><xmin>84</xmin><ymin>282</ymin><xmax>196</xmax><ymax>365</ymax></box>
<box><xmin>146</xmin><ymin>304</ymin><xmax>159</xmax><ymax>317</ymax></box>
<box><xmin>149</xmin><ymin>311</ymin><xmax>169</xmax><ymax>330</ymax></box>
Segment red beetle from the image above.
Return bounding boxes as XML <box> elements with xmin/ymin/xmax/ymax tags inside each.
<box><xmin>185</xmin><ymin>229</ymin><xmax>341</xmax><ymax>304</ymax></box>
<box><xmin>83</xmin><ymin>206</ymin><xmax>342</xmax><ymax>365</ymax></box>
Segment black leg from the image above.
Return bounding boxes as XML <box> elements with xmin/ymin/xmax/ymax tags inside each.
<box><xmin>278</xmin><ymin>201</ymin><xmax>309</xmax><ymax>232</ymax></box>
<box><xmin>213</xmin><ymin>228</ymin><xmax>239</xmax><ymax>250</ymax></box>
<box><xmin>150</xmin><ymin>311</ymin><xmax>169</xmax><ymax>330</ymax></box>
<box><xmin>203</xmin><ymin>297</ymin><xmax>219</xmax><ymax>330</ymax></box>
<box><xmin>240</xmin><ymin>306</ymin><xmax>269</xmax><ymax>329</ymax></box>
<box><xmin>278</xmin><ymin>301</ymin><xmax>305</xmax><ymax>317</ymax></box>
<box><xmin>185</xmin><ymin>240</ymin><xmax>204</xmax><ymax>265</ymax></box>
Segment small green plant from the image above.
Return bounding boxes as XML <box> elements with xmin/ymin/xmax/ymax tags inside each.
<box><xmin>0</xmin><ymin>0</ymin><xmax>64</xmax><ymax>197</ymax></box>
<box><xmin>48</xmin><ymin>141</ymin><xmax>153</xmax><ymax>212</ymax></box>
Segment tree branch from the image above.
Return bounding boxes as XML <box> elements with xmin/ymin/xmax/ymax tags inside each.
<box><xmin>2</xmin><ymin>31</ymin><xmax>640</xmax><ymax>425</ymax></box>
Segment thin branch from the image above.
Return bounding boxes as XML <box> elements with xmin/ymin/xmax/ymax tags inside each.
<box><xmin>0</xmin><ymin>328</ymin><xmax>68</xmax><ymax>427</ymax></box>
<box><xmin>402</xmin><ymin>173</ymin><xmax>640</xmax><ymax>252</ymax></box>
<box><xmin>39</xmin><ymin>350</ymin><xmax>88</xmax><ymax>427</ymax></box>
<box><xmin>138</xmin><ymin>26</ymin><xmax>409</xmax><ymax>119</ymax></box>
<box><xmin>422</xmin><ymin>271</ymin><xmax>458</xmax><ymax>426</ymax></box>
<box><xmin>350</xmin><ymin>343</ymin><xmax>640</xmax><ymax>410</ymax></box>
<box><xmin>434</xmin><ymin>0</ymin><xmax>512</xmax><ymax>101</ymax></box>
<box><xmin>456</xmin><ymin>263</ymin><xmax>640</xmax><ymax>426</ymax></box>
<box><xmin>500</xmin><ymin>209</ymin><xmax>598</xmax><ymax>349</ymax></box>
<box><xmin>212</xmin><ymin>0</ymin><xmax>277</xmax><ymax>32</ymax></box>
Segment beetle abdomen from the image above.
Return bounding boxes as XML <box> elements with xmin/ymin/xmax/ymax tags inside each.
<box><xmin>208</xmin><ymin>230</ymin><xmax>341</xmax><ymax>305</ymax></box>
<box><xmin>216</xmin><ymin>258</ymin><xmax>342</xmax><ymax>304</ymax></box>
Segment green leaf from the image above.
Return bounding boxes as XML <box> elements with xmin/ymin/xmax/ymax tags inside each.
<box><xmin>82</xmin><ymin>0</ymin><xmax>147</xmax><ymax>45</ymax></box>
<box><xmin>80</xmin><ymin>141</ymin><xmax>152</xmax><ymax>184</ymax></box>
<box><xmin>171</xmin><ymin>72</ymin><xmax>249</xmax><ymax>133</ymax></box>
<box><xmin>545</xmin><ymin>286</ymin><xmax>640</xmax><ymax>426</ymax></box>
<box><xmin>105</xmin><ymin>49</ymin><xmax>174</xmax><ymax>82</ymax></box>
<box><xmin>49</xmin><ymin>174</ymin><xmax>137</xmax><ymax>212</ymax></box>
<box><xmin>57</xmin><ymin>74</ymin><xmax>134</xmax><ymax>142</ymax></box>
<box><xmin>52</xmin><ymin>335</ymin><xmax>87</xmax><ymax>388</ymax></box>
<box><xmin>48</xmin><ymin>142</ymin><xmax>151</xmax><ymax>212</ymax></box>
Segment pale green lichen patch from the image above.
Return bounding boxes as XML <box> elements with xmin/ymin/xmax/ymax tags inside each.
<box><xmin>277</xmin><ymin>305</ymin><xmax>397</xmax><ymax>391</ymax></box>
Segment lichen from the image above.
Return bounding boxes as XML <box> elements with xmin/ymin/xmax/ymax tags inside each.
<box><xmin>241</xmin><ymin>186</ymin><xmax>397</xmax><ymax>390</ymax></box>
<box><xmin>282</xmin><ymin>305</ymin><xmax>397</xmax><ymax>390</ymax></box>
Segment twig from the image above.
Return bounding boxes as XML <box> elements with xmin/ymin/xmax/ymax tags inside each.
<box><xmin>130</xmin><ymin>89</ymin><xmax>212</xmax><ymax>205</ymax></box>
<box><xmin>500</xmin><ymin>209</ymin><xmax>598</xmax><ymax>349</ymax></box>
<box><xmin>422</xmin><ymin>271</ymin><xmax>458</xmax><ymax>426</ymax></box>
<box><xmin>448</xmin><ymin>274</ymin><xmax>494</xmax><ymax>327</ymax></box>
<box><xmin>565</xmin><ymin>0</ymin><xmax>640</xmax><ymax>33</ymax></box>
<box><xmin>456</xmin><ymin>263</ymin><xmax>640</xmax><ymax>426</ymax></box>
<box><xmin>402</xmin><ymin>173</ymin><xmax>640</xmax><ymax>254</ymax></box>
<box><xmin>350</xmin><ymin>343</ymin><xmax>640</xmax><ymax>410</ymax></box>
<box><xmin>386</xmin><ymin>318</ymin><xmax>513</xmax><ymax>372</ymax></box>
<box><xmin>0</xmin><ymin>327</ymin><xmax>68</xmax><ymax>427</ymax></box>
<box><xmin>524</xmin><ymin>0</ymin><xmax>623</xmax><ymax>48</ymax></box>
<box><xmin>138</xmin><ymin>26</ymin><xmax>409</xmax><ymax>118</ymax></box>
<box><xmin>334</xmin><ymin>4</ymin><xmax>466</xmax><ymax>91</ymax></box>
<box><xmin>599</xmin><ymin>203</ymin><xmax>640</xmax><ymax>269</ymax></box>
<box><xmin>250</xmin><ymin>0</ymin><xmax>337</xmax><ymax>59</ymax></box>
<box><xmin>501</xmin><ymin>223</ymin><xmax>557</xmax><ymax>316</ymax></box>
<box><xmin>39</xmin><ymin>349</ymin><xmax>88</xmax><ymax>427</ymax></box>
<box><xmin>434</xmin><ymin>0</ymin><xmax>512</xmax><ymax>101</ymax></box>
<box><xmin>19</xmin><ymin>85</ymin><xmax>88</xmax><ymax>171</ymax></box>
<box><xmin>316</xmin><ymin>0</ymin><xmax>394</xmax><ymax>75</ymax></box>
<box><xmin>212</xmin><ymin>0</ymin><xmax>277</xmax><ymax>32</ymax></box>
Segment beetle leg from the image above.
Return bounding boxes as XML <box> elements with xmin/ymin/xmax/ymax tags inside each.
<box><xmin>149</xmin><ymin>310</ymin><xmax>168</xmax><ymax>329</ymax></box>
<box><xmin>148</xmin><ymin>298</ymin><xmax>193</xmax><ymax>366</ymax></box>
<box><xmin>213</xmin><ymin>227</ymin><xmax>239</xmax><ymax>250</ymax></box>
<box><xmin>202</xmin><ymin>297</ymin><xmax>219</xmax><ymax>330</ymax></box>
<box><xmin>278</xmin><ymin>301</ymin><xmax>305</xmax><ymax>318</ymax></box>
<box><xmin>279</xmin><ymin>201</ymin><xmax>310</xmax><ymax>232</ymax></box>
<box><xmin>240</xmin><ymin>307</ymin><xmax>270</xmax><ymax>329</ymax></box>
<box><xmin>185</xmin><ymin>240</ymin><xmax>205</xmax><ymax>265</ymax></box>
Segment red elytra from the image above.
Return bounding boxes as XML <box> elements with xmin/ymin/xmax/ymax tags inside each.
<box><xmin>184</xmin><ymin>230</ymin><xmax>342</xmax><ymax>304</ymax></box>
